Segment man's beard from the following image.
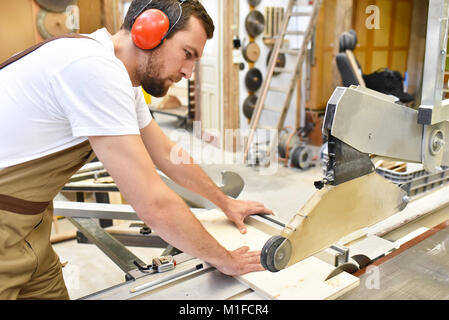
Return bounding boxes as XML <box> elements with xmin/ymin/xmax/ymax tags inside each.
<box><xmin>141</xmin><ymin>77</ymin><xmax>169</xmax><ymax>97</ymax></box>
<box><xmin>137</xmin><ymin>51</ymin><xmax>171</xmax><ymax>97</ymax></box>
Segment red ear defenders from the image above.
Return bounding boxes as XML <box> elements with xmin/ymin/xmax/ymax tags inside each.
<box><xmin>131</xmin><ymin>0</ymin><xmax>186</xmax><ymax>50</ymax></box>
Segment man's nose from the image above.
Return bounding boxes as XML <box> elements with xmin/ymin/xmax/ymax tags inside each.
<box><xmin>181</xmin><ymin>60</ymin><xmax>195</xmax><ymax>79</ymax></box>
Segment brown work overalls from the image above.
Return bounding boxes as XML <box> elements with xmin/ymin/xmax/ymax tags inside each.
<box><xmin>0</xmin><ymin>35</ymin><xmax>97</xmax><ymax>299</ymax></box>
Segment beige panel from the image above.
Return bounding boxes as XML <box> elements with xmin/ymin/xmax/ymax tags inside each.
<box><xmin>393</xmin><ymin>0</ymin><xmax>412</xmax><ymax>47</ymax></box>
<box><xmin>0</xmin><ymin>0</ymin><xmax>36</xmax><ymax>62</ymax></box>
<box><xmin>371</xmin><ymin>50</ymin><xmax>388</xmax><ymax>73</ymax></box>
<box><xmin>373</xmin><ymin>0</ymin><xmax>392</xmax><ymax>47</ymax></box>
<box><xmin>281</xmin><ymin>172</ymin><xmax>406</xmax><ymax>267</ymax></box>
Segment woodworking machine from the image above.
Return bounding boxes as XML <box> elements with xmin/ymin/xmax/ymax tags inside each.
<box><xmin>259</xmin><ymin>0</ymin><xmax>449</xmax><ymax>275</ymax></box>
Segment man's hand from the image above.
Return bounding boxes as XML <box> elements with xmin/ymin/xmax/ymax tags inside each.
<box><xmin>213</xmin><ymin>246</ymin><xmax>265</xmax><ymax>276</ymax></box>
<box><xmin>221</xmin><ymin>198</ymin><xmax>274</xmax><ymax>234</ymax></box>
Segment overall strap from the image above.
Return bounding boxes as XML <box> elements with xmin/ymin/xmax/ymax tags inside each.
<box><xmin>0</xmin><ymin>33</ymin><xmax>94</xmax><ymax>70</ymax></box>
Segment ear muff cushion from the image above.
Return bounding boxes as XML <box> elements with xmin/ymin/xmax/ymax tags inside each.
<box><xmin>132</xmin><ymin>9</ymin><xmax>170</xmax><ymax>50</ymax></box>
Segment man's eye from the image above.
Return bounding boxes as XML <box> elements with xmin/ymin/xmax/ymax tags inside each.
<box><xmin>185</xmin><ymin>50</ymin><xmax>192</xmax><ymax>58</ymax></box>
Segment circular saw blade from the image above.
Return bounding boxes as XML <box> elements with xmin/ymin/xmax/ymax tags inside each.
<box><xmin>248</xmin><ymin>0</ymin><xmax>262</xmax><ymax>7</ymax></box>
<box><xmin>267</xmin><ymin>49</ymin><xmax>286</xmax><ymax>76</ymax></box>
<box><xmin>245</xmin><ymin>10</ymin><xmax>265</xmax><ymax>37</ymax></box>
<box><xmin>243</xmin><ymin>94</ymin><xmax>257</xmax><ymax>119</ymax></box>
<box><xmin>245</xmin><ymin>68</ymin><xmax>263</xmax><ymax>92</ymax></box>
<box><xmin>36</xmin><ymin>0</ymin><xmax>77</xmax><ymax>13</ymax></box>
<box><xmin>242</xmin><ymin>41</ymin><xmax>260</xmax><ymax>63</ymax></box>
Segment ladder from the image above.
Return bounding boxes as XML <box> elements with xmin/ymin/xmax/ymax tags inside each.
<box><xmin>243</xmin><ymin>0</ymin><xmax>322</xmax><ymax>161</ymax></box>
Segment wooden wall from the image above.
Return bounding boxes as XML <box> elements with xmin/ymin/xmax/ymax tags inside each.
<box><xmin>304</xmin><ymin>0</ymin><xmax>338</xmax><ymax>112</ymax></box>
<box><xmin>78</xmin><ymin>0</ymin><xmax>103</xmax><ymax>34</ymax></box>
<box><xmin>302</xmin><ymin>0</ymin><xmax>416</xmax><ymax>113</ymax></box>
<box><xmin>298</xmin><ymin>0</ymin><xmax>418</xmax><ymax>146</ymax></box>
<box><xmin>352</xmin><ymin>0</ymin><xmax>414</xmax><ymax>75</ymax></box>
<box><xmin>222</xmin><ymin>0</ymin><xmax>240</xmax><ymax>152</ymax></box>
<box><xmin>0</xmin><ymin>0</ymin><xmax>40</xmax><ymax>62</ymax></box>
<box><xmin>0</xmin><ymin>0</ymin><xmax>123</xmax><ymax>63</ymax></box>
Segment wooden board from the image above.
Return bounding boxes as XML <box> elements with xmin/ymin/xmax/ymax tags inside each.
<box><xmin>346</xmin><ymin>50</ymin><xmax>366</xmax><ymax>87</ymax></box>
<box><xmin>194</xmin><ymin>210</ymin><xmax>359</xmax><ymax>300</ymax></box>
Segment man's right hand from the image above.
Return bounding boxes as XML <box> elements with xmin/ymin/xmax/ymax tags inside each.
<box><xmin>212</xmin><ymin>246</ymin><xmax>265</xmax><ymax>276</ymax></box>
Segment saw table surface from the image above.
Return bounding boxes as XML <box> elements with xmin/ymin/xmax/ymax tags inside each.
<box><xmin>183</xmin><ymin>210</ymin><xmax>359</xmax><ymax>300</ymax></box>
<box><xmin>82</xmin><ymin>209</ymin><xmax>359</xmax><ymax>300</ymax></box>
<box><xmin>339</xmin><ymin>220</ymin><xmax>449</xmax><ymax>299</ymax></box>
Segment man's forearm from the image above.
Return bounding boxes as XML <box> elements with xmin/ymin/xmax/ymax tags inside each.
<box><xmin>88</xmin><ymin>134</ymin><xmax>232</xmax><ymax>267</ymax></box>
<box><xmin>139</xmin><ymin>187</ymin><xmax>232</xmax><ymax>267</ymax></box>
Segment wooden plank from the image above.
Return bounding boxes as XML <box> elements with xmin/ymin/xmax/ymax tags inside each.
<box><xmin>281</xmin><ymin>172</ymin><xmax>406</xmax><ymax>267</ymax></box>
<box><xmin>346</xmin><ymin>50</ymin><xmax>366</xmax><ymax>86</ymax></box>
<box><xmin>305</xmin><ymin>0</ymin><xmax>337</xmax><ymax>111</ymax></box>
<box><xmin>222</xmin><ymin>0</ymin><xmax>240</xmax><ymax>152</ymax></box>
<box><xmin>332</xmin><ymin>0</ymin><xmax>354</xmax><ymax>88</ymax></box>
<box><xmin>194</xmin><ymin>210</ymin><xmax>359</xmax><ymax>300</ymax></box>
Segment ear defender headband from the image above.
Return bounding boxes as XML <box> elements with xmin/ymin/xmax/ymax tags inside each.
<box><xmin>131</xmin><ymin>0</ymin><xmax>187</xmax><ymax>50</ymax></box>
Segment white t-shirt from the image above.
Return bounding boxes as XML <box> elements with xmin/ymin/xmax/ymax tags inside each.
<box><xmin>0</xmin><ymin>28</ymin><xmax>152</xmax><ymax>169</ymax></box>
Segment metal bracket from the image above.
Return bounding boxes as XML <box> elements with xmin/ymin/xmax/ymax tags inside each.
<box><xmin>418</xmin><ymin>0</ymin><xmax>449</xmax><ymax>126</ymax></box>
<box><xmin>421</xmin><ymin>123</ymin><xmax>449</xmax><ymax>172</ymax></box>
<box><xmin>417</xmin><ymin>0</ymin><xmax>449</xmax><ymax>171</ymax></box>
<box><xmin>67</xmin><ymin>217</ymin><xmax>149</xmax><ymax>281</ymax></box>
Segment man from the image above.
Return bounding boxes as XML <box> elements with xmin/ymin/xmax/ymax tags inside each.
<box><xmin>0</xmin><ymin>0</ymin><xmax>273</xmax><ymax>299</ymax></box>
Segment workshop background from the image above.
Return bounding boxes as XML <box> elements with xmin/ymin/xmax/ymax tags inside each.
<box><xmin>3</xmin><ymin>0</ymin><xmax>449</xmax><ymax>301</ymax></box>
<box><xmin>0</xmin><ymin>0</ymin><xmax>427</xmax><ymax>147</ymax></box>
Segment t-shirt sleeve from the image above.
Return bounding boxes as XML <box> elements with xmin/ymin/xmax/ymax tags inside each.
<box><xmin>134</xmin><ymin>87</ymin><xmax>153</xmax><ymax>129</ymax></box>
<box><xmin>49</xmin><ymin>55</ymin><xmax>141</xmax><ymax>137</ymax></box>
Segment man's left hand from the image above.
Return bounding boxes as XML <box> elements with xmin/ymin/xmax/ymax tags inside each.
<box><xmin>221</xmin><ymin>198</ymin><xmax>274</xmax><ymax>234</ymax></box>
